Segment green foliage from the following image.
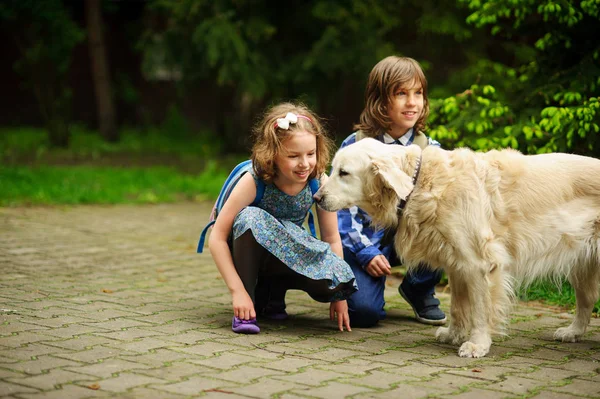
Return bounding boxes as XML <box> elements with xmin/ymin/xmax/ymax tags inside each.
<box><xmin>0</xmin><ymin>0</ymin><xmax>84</xmax><ymax>147</ymax></box>
<box><xmin>0</xmin><ymin>125</ymin><xmax>222</xmax><ymax>164</ymax></box>
<box><xmin>432</xmin><ymin>0</ymin><xmax>600</xmax><ymax>156</ymax></box>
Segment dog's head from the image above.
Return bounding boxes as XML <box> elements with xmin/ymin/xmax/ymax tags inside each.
<box><xmin>314</xmin><ymin>138</ymin><xmax>419</xmax><ymax>218</ymax></box>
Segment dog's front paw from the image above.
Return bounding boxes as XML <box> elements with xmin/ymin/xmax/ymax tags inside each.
<box><xmin>458</xmin><ymin>341</ymin><xmax>489</xmax><ymax>358</ymax></box>
<box><xmin>554</xmin><ymin>326</ymin><xmax>582</xmax><ymax>343</ymax></box>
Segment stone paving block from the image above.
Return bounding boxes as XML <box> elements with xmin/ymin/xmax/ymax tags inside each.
<box><xmin>445</xmin><ymin>365</ymin><xmax>519</xmax><ymax>382</ymax></box>
<box><xmin>338</xmin><ymin>368</ymin><xmax>422</xmax><ymax>389</ymax></box>
<box><xmin>546</xmin><ymin>378</ymin><xmax>600</xmax><ymax>397</ymax></box>
<box><xmin>413</xmin><ymin>372</ymin><xmax>490</xmax><ymax>393</ymax></box>
<box><xmin>484</xmin><ymin>375</ymin><xmax>558</xmax><ymax>395</ymax></box>
<box><xmin>545</xmin><ymin>358</ymin><xmax>600</xmax><ymax>374</ymax></box>
<box><xmin>107</xmin><ymin>337</ymin><xmax>185</xmax><ymax>353</ymax></box>
<box><xmin>314</xmin><ymin>358</ymin><xmax>379</xmax><ymax>376</ymax></box>
<box><xmin>19</xmin><ymin>315</ymin><xmax>96</xmax><ymax>328</ymax></box>
<box><xmin>273</xmin><ymin>368</ymin><xmax>347</xmax><ymax>387</ymax></box>
<box><xmin>119</xmin><ymin>348</ymin><xmax>199</xmax><ymax>366</ymax></box>
<box><xmin>259</xmin><ymin>356</ymin><xmax>326</xmax><ymax>373</ymax></box>
<box><xmin>155</xmin><ymin>330</ymin><xmax>222</xmax><ymax>345</ymax></box>
<box><xmin>91</xmin><ymin>328</ymin><xmax>163</xmax><ymax>341</ymax></box>
<box><xmin>289</xmin><ymin>380</ymin><xmax>375</xmax><ymax>398</ymax></box>
<box><xmin>134</xmin><ymin>362</ymin><xmax>214</xmax><ymax>380</ymax></box>
<box><xmin>439</xmin><ymin>387</ymin><xmax>519</xmax><ymax>398</ymax></box>
<box><xmin>228</xmin><ymin>378</ymin><xmax>312</xmax><ymax>398</ymax></box>
<box><xmin>0</xmin><ymin>321</ymin><xmax>50</xmax><ymax>335</ymax></box>
<box><xmin>531</xmin><ymin>391</ymin><xmax>589</xmax><ymax>399</ymax></box>
<box><xmin>4</xmin><ymin>355</ymin><xmax>82</xmax><ymax>375</ymax></box>
<box><xmin>0</xmin><ymin>369</ymin><xmax>26</xmax><ymax>379</ymax></box>
<box><xmin>42</xmin><ymin>335</ymin><xmax>116</xmax><ymax>352</ymax></box>
<box><xmin>52</xmin><ymin>346</ymin><xmax>129</xmax><ymax>363</ymax></box>
<box><xmin>17</xmin><ymin>384</ymin><xmax>113</xmax><ymax>399</ymax></box>
<box><xmin>36</xmin><ymin>325</ymin><xmax>110</xmax><ymax>339</ymax></box>
<box><xmin>358</xmin><ymin>349</ymin><xmax>426</xmax><ymax>366</ymax></box>
<box><xmin>84</xmin><ymin>372</ymin><xmax>168</xmax><ymax>393</ymax></box>
<box><xmin>0</xmin><ymin>380</ymin><xmax>40</xmax><ymax>396</ymax></box>
<box><xmin>212</xmin><ymin>365</ymin><xmax>287</xmax><ymax>383</ymax></box>
<box><xmin>0</xmin><ymin>332</ymin><xmax>59</xmax><ymax>348</ymax></box>
<box><xmin>521</xmin><ymin>366</ymin><xmax>580</xmax><ymax>382</ymax></box>
<box><xmin>0</xmin><ymin>343</ymin><xmax>70</xmax><ymax>361</ymax></box>
<box><xmin>117</xmin><ymin>387</ymin><xmax>191</xmax><ymax>399</ymax></box>
<box><xmin>153</xmin><ymin>376</ymin><xmax>239</xmax><ymax>396</ymax></box>
<box><xmin>63</xmin><ymin>358</ymin><xmax>154</xmax><ymax>378</ymax></box>
<box><xmin>190</xmin><ymin>351</ymin><xmax>261</xmax><ymax>370</ymax></box>
<box><xmin>5</xmin><ymin>369</ymin><xmax>95</xmax><ymax>391</ymax></box>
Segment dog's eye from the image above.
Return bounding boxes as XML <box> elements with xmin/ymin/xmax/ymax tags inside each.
<box><xmin>338</xmin><ymin>169</ymin><xmax>349</xmax><ymax>177</ymax></box>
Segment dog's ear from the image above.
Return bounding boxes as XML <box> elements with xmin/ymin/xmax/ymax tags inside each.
<box><xmin>371</xmin><ymin>156</ymin><xmax>414</xmax><ymax>200</ymax></box>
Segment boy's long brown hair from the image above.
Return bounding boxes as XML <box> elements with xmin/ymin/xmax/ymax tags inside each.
<box><xmin>354</xmin><ymin>56</ymin><xmax>429</xmax><ymax>137</ymax></box>
<box><xmin>251</xmin><ymin>102</ymin><xmax>333</xmax><ymax>184</ymax></box>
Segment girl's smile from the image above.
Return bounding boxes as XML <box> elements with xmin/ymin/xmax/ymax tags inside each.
<box><xmin>274</xmin><ymin>130</ymin><xmax>317</xmax><ymax>193</ymax></box>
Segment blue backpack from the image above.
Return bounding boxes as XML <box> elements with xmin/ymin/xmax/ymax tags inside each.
<box><xmin>197</xmin><ymin>160</ymin><xmax>320</xmax><ymax>253</ymax></box>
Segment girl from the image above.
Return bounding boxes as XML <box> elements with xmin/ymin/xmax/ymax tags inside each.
<box><xmin>337</xmin><ymin>56</ymin><xmax>446</xmax><ymax>328</ymax></box>
<box><xmin>208</xmin><ymin>102</ymin><xmax>357</xmax><ymax>334</ymax></box>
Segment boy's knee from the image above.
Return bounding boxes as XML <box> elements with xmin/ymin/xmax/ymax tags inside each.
<box><xmin>348</xmin><ymin>304</ymin><xmax>382</xmax><ymax>328</ymax></box>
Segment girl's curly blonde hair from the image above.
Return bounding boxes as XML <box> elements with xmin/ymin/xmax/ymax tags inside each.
<box><xmin>251</xmin><ymin>102</ymin><xmax>333</xmax><ymax>184</ymax></box>
<box><xmin>354</xmin><ymin>56</ymin><xmax>429</xmax><ymax>137</ymax></box>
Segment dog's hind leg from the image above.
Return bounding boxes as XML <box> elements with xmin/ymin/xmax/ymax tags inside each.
<box><xmin>436</xmin><ymin>270</ymin><xmax>470</xmax><ymax>346</ymax></box>
<box><xmin>554</xmin><ymin>258</ymin><xmax>600</xmax><ymax>342</ymax></box>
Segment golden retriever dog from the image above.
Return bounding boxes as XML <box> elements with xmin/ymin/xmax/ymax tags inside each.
<box><xmin>315</xmin><ymin>138</ymin><xmax>600</xmax><ymax>358</ymax></box>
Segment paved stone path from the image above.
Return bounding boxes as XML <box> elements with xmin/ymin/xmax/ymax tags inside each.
<box><xmin>1</xmin><ymin>203</ymin><xmax>599</xmax><ymax>399</ymax></box>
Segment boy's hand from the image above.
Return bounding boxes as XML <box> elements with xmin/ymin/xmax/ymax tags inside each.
<box><xmin>330</xmin><ymin>300</ymin><xmax>351</xmax><ymax>331</ymax></box>
<box><xmin>366</xmin><ymin>255</ymin><xmax>391</xmax><ymax>277</ymax></box>
<box><xmin>232</xmin><ymin>291</ymin><xmax>256</xmax><ymax>320</ymax></box>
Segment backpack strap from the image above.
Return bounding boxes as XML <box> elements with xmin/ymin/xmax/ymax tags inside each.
<box><xmin>355</xmin><ymin>130</ymin><xmax>366</xmax><ymax>142</ymax></box>
<box><xmin>306</xmin><ymin>177</ymin><xmax>320</xmax><ymax>237</ymax></box>
<box><xmin>413</xmin><ymin>131</ymin><xmax>429</xmax><ymax>149</ymax></box>
<box><xmin>197</xmin><ymin>220</ymin><xmax>215</xmax><ymax>253</ymax></box>
<box><xmin>252</xmin><ymin>178</ymin><xmax>265</xmax><ymax>206</ymax></box>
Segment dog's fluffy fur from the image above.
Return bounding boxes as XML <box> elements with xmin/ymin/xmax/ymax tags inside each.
<box><xmin>315</xmin><ymin>138</ymin><xmax>600</xmax><ymax>357</ymax></box>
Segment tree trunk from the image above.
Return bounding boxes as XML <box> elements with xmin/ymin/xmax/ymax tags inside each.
<box><xmin>86</xmin><ymin>0</ymin><xmax>118</xmax><ymax>142</ymax></box>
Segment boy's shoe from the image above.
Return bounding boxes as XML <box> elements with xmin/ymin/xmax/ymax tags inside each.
<box><xmin>260</xmin><ymin>300</ymin><xmax>288</xmax><ymax>321</ymax></box>
<box><xmin>398</xmin><ymin>283</ymin><xmax>447</xmax><ymax>326</ymax></box>
<box><xmin>231</xmin><ymin>316</ymin><xmax>260</xmax><ymax>334</ymax></box>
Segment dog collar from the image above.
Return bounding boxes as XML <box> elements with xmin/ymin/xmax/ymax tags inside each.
<box><xmin>397</xmin><ymin>154</ymin><xmax>422</xmax><ymax>216</ymax></box>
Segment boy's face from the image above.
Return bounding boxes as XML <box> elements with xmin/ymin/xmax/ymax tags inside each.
<box><xmin>386</xmin><ymin>79</ymin><xmax>424</xmax><ymax>139</ymax></box>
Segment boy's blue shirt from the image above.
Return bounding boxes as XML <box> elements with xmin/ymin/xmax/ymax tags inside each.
<box><xmin>336</xmin><ymin>129</ymin><xmax>441</xmax><ymax>268</ymax></box>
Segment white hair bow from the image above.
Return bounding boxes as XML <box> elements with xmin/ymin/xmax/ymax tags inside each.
<box><xmin>276</xmin><ymin>112</ymin><xmax>299</xmax><ymax>130</ymax></box>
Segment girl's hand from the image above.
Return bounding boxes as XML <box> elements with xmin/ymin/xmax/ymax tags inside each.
<box><xmin>329</xmin><ymin>300</ymin><xmax>351</xmax><ymax>332</ymax></box>
<box><xmin>232</xmin><ymin>290</ymin><xmax>256</xmax><ymax>320</ymax></box>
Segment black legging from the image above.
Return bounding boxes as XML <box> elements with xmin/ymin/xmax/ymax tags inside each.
<box><xmin>232</xmin><ymin>230</ymin><xmax>342</xmax><ymax>305</ymax></box>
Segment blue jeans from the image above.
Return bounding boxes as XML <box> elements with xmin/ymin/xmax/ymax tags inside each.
<box><xmin>344</xmin><ymin>248</ymin><xmax>442</xmax><ymax>327</ymax></box>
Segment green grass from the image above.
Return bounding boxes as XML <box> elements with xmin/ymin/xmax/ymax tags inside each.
<box><xmin>0</xmin><ymin>126</ymin><xmax>235</xmax><ymax>206</ymax></box>
<box><xmin>0</xmin><ymin>163</ymin><xmax>228</xmax><ymax>206</ymax></box>
<box><xmin>519</xmin><ymin>280</ymin><xmax>600</xmax><ymax>313</ymax></box>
